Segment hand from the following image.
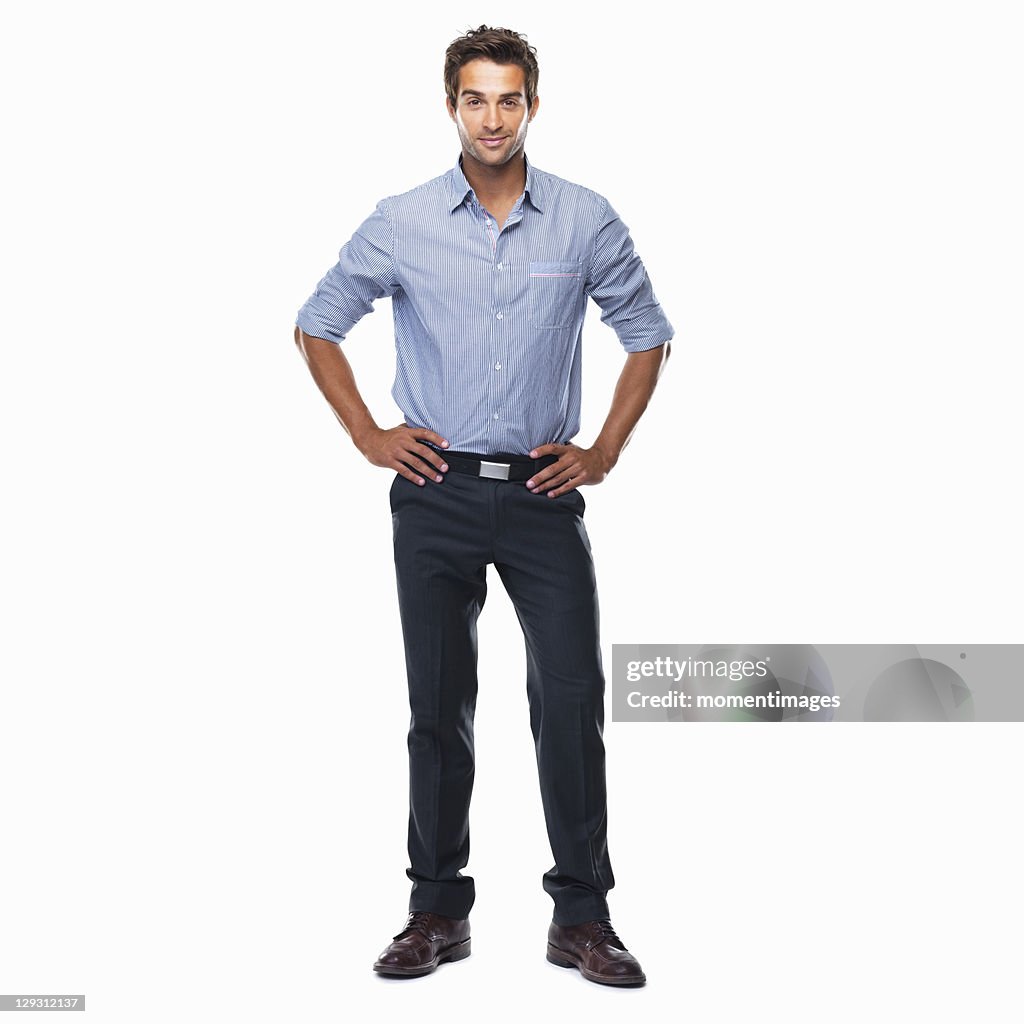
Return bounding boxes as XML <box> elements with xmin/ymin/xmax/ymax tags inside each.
<box><xmin>525</xmin><ymin>442</ymin><xmax>614</xmax><ymax>497</ymax></box>
<box><xmin>357</xmin><ymin>424</ymin><xmax>450</xmax><ymax>485</ymax></box>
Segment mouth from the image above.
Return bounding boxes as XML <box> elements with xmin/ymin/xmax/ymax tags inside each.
<box><xmin>479</xmin><ymin>137</ymin><xmax>509</xmax><ymax>147</ymax></box>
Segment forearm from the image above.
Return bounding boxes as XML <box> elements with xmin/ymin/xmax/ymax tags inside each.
<box><xmin>592</xmin><ymin>342</ymin><xmax>671</xmax><ymax>467</ymax></box>
<box><xmin>294</xmin><ymin>327</ymin><xmax>377</xmax><ymax>449</ymax></box>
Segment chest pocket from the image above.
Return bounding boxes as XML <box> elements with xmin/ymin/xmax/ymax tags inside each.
<box><xmin>529</xmin><ymin>260</ymin><xmax>584</xmax><ymax>329</ymax></box>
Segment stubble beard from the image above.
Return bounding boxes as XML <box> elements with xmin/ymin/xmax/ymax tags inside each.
<box><xmin>456</xmin><ymin>110</ymin><xmax>530</xmax><ymax>168</ymax></box>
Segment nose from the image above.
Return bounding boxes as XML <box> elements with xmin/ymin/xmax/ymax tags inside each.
<box><xmin>482</xmin><ymin>104</ymin><xmax>504</xmax><ymax>134</ymax></box>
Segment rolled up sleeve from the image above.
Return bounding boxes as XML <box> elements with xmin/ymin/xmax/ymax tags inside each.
<box><xmin>295</xmin><ymin>200</ymin><xmax>398</xmax><ymax>344</ymax></box>
<box><xmin>585</xmin><ymin>197</ymin><xmax>674</xmax><ymax>353</ymax></box>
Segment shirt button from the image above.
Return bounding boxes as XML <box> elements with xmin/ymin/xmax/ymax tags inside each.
<box><xmin>493</xmin><ymin>412</ymin><xmax>499</xmax><ymax>419</ymax></box>
<box><xmin>497</xmin><ymin>262</ymin><xmax>503</xmax><ymax>270</ymax></box>
<box><xmin>496</xmin><ymin>312</ymin><xmax>503</xmax><ymax>320</ymax></box>
<box><xmin>495</xmin><ymin>362</ymin><xmax>502</xmax><ymax>370</ymax></box>
<box><xmin>485</xmin><ymin>219</ymin><xmax>491</xmax><ymax>226</ymax></box>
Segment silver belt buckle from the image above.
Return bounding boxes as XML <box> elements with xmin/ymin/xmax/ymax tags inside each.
<box><xmin>479</xmin><ymin>460</ymin><xmax>511</xmax><ymax>481</ymax></box>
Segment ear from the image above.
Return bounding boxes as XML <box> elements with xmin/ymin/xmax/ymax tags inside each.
<box><xmin>446</xmin><ymin>96</ymin><xmax>457</xmax><ymax>122</ymax></box>
<box><xmin>528</xmin><ymin>94</ymin><xmax>540</xmax><ymax>121</ymax></box>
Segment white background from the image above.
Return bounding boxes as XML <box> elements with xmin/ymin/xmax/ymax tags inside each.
<box><xmin>2</xmin><ymin>1</ymin><xmax>1022</xmax><ymax>1021</ymax></box>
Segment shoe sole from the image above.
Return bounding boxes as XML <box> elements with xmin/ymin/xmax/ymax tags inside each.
<box><xmin>546</xmin><ymin>942</ymin><xmax>646</xmax><ymax>987</ymax></box>
<box><xmin>373</xmin><ymin>937</ymin><xmax>472</xmax><ymax>977</ymax></box>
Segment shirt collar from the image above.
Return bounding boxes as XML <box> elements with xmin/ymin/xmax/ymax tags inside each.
<box><xmin>448</xmin><ymin>152</ymin><xmax>545</xmax><ymax>214</ymax></box>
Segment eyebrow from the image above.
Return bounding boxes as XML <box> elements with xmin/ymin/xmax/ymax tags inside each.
<box><xmin>460</xmin><ymin>89</ymin><xmax>523</xmax><ymax>99</ymax></box>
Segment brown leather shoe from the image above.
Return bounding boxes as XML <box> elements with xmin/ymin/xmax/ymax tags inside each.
<box><xmin>372</xmin><ymin>911</ymin><xmax>471</xmax><ymax>977</ymax></box>
<box><xmin>547</xmin><ymin>918</ymin><xmax>646</xmax><ymax>986</ymax></box>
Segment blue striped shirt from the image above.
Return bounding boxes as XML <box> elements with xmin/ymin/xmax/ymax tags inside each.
<box><xmin>295</xmin><ymin>152</ymin><xmax>674</xmax><ymax>455</ymax></box>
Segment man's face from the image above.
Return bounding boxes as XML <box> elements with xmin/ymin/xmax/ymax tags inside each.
<box><xmin>447</xmin><ymin>59</ymin><xmax>539</xmax><ymax>170</ymax></box>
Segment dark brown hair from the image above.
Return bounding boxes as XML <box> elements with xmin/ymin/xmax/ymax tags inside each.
<box><xmin>444</xmin><ymin>25</ymin><xmax>539</xmax><ymax>110</ymax></box>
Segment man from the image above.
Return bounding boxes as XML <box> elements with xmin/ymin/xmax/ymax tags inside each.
<box><xmin>294</xmin><ymin>25</ymin><xmax>672</xmax><ymax>987</ymax></box>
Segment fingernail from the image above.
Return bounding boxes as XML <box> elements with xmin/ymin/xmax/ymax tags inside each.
<box><xmin>442</xmin><ymin>441</ymin><xmax>449</xmax><ymax>448</ymax></box>
<box><xmin>526</xmin><ymin>480</ymin><xmax>535</xmax><ymax>488</ymax></box>
<box><xmin>436</xmin><ymin>475</ymin><xmax>443</xmax><ymax>482</ymax></box>
<box><xmin>418</xmin><ymin>478</ymin><xmax>425</xmax><ymax>486</ymax></box>
<box><xmin>441</xmin><ymin>464</ymin><xmax>448</xmax><ymax>471</ymax></box>
<box><xmin>529</xmin><ymin>450</ymin><xmax>538</xmax><ymax>457</ymax></box>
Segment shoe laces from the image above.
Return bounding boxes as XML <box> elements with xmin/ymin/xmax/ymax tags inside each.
<box><xmin>393</xmin><ymin>910</ymin><xmax>434</xmax><ymax>941</ymax></box>
<box><xmin>591</xmin><ymin>918</ymin><xmax>625</xmax><ymax>949</ymax></box>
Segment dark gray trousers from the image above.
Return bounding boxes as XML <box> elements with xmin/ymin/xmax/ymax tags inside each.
<box><xmin>389</xmin><ymin>458</ymin><xmax>615</xmax><ymax>926</ymax></box>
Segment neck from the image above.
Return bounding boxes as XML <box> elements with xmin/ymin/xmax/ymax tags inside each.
<box><xmin>461</xmin><ymin>151</ymin><xmax>527</xmax><ymax>202</ymax></box>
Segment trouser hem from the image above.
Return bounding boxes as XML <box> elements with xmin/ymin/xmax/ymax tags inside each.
<box><xmin>408</xmin><ymin>882</ymin><xmax>475</xmax><ymax>921</ymax></box>
<box><xmin>551</xmin><ymin>894</ymin><xmax>612</xmax><ymax>927</ymax></box>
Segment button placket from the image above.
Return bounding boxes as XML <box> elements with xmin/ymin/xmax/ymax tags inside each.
<box><xmin>488</xmin><ymin>217</ymin><xmax>512</xmax><ymax>446</ymax></box>
<box><xmin>481</xmin><ymin>194</ymin><xmax>524</xmax><ymax>451</ymax></box>
<box><xmin>485</xmin><ymin>205</ymin><xmax>499</xmax><ymax>446</ymax></box>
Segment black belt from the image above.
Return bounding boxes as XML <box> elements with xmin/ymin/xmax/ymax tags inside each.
<box><xmin>421</xmin><ymin>445</ymin><xmax>559</xmax><ymax>482</ymax></box>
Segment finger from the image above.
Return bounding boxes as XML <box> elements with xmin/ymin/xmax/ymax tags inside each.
<box><xmin>538</xmin><ymin>471</ymin><xmax>576</xmax><ymax>495</ymax></box>
<box><xmin>527</xmin><ymin>470</ymin><xmax>568</xmax><ymax>493</ymax></box>
<box><xmin>545</xmin><ymin>480</ymin><xmax>579</xmax><ymax>497</ymax></box>
<box><xmin>542</xmin><ymin>468</ymin><xmax>585</xmax><ymax>496</ymax></box>
<box><xmin>394</xmin><ymin>461</ymin><xmax>428</xmax><ymax>486</ymax></box>
<box><xmin>525</xmin><ymin>459</ymin><xmax>578</xmax><ymax>491</ymax></box>
<box><xmin>404</xmin><ymin>445</ymin><xmax>449</xmax><ymax>475</ymax></box>
<box><xmin>528</xmin><ymin>443</ymin><xmax>563</xmax><ymax>458</ymax></box>
<box><xmin>398</xmin><ymin>450</ymin><xmax>446</xmax><ymax>482</ymax></box>
<box><xmin>411</xmin><ymin>428</ymin><xmax>449</xmax><ymax>449</ymax></box>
